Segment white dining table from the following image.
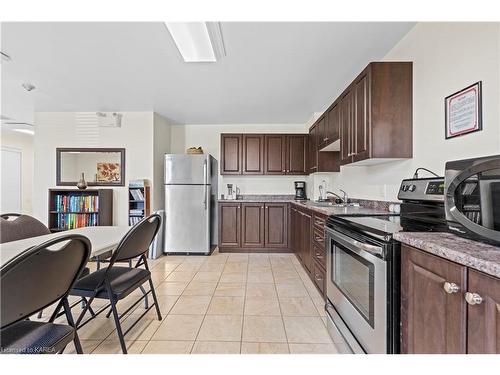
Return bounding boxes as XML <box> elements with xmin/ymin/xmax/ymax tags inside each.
<box><xmin>0</xmin><ymin>226</ymin><xmax>130</xmax><ymax>268</ymax></box>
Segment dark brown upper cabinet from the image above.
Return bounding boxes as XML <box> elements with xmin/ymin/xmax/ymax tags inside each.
<box><xmin>285</xmin><ymin>135</ymin><xmax>307</xmax><ymax>175</ymax></box>
<box><xmin>308</xmin><ymin>125</ymin><xmax>318</xmax><ymax>173</ymax></box>
<box><xmin>341</xmin><ymin>62</ymin><xmax>413</xmax><ymax>165</ymax></box>
<box><xmin>264</xmin><ymin>134</ymin><xmax>286</xmax><ymax>174</ymax></box>
<box><xmin>324</xmin><ymin>102</ymin><xmax>340</xmax><ymax>149</ymax></box>
<box><xmin>220</xmin><ymin>133</ymin><xmax>307</xmax><ymax>176</ymax></box>
<box><xmin>220</xmin><ymin>134</ymin><xmax>242</xmax><ymax>175</ymax></box>
<box><xmin>242</xmin><ymin>134</ymin><xmax>264</xmax><ymax>175</ymax></box>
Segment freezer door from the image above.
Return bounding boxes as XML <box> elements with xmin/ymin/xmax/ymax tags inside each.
<box><xmin>164</xmin><ymin>154</ymin><xmax>212</xmax><ymax>185</ymax></box>
<box><xmin>164</xmin><ymin>184</ymin><xmax>211</xmax><ymax>253</ymax></box>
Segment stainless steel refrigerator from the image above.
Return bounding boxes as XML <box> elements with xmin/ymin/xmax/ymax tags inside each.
<box><xmin>164</xmin><ymin>154</ymin><xmax>218</xmax><ymax>254</ymax></box>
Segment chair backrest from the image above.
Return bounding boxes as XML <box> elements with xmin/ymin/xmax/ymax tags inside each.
<box><xmin>109</xmin><ymin>213</ymin><xmax>162</xmax><ymax>265</ymax></box>
<box><xmin>0</xmin><ymin>214</ymin><xmax>51</xmax><ymax>244</ymax></box>
<box><xmin>0</xmin><ymin>234</ymin><xmax>91</xmax><ymax>329</ymax></box>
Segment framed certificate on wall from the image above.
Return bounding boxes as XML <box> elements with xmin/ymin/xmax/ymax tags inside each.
<box><xmin>445</xmin><ymin>81</ymin><xmax>482</xmax><ymax>139</ymax></box>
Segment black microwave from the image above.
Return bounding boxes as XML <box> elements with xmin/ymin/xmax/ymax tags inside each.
<box><xmin>445</xmin><ymin>154</ymin><xmax>500</xmax><ymax>246</ymax></box>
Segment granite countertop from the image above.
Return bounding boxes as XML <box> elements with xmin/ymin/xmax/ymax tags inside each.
<box><xmin>394</xmin><ymin>232</ymin><xmax>500</xmax><ymax>278</ymax></box>
<box><xmin>218</xmin><ymin>195</ymin><xmax>391</xmax><ymax>216</ymax></box>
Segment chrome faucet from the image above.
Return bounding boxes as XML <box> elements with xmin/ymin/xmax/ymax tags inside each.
<box><xmin>339</xmin><ymin>189</ymin><xmax>348</xmax><ymax>203</ymax></box>
<box><xmin>326</xmin><ymin>191</ymin><xmax>343</xmax><ymax>203</ymax></box>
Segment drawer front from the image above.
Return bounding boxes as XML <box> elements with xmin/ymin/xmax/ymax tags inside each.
<box><xmin>312</xmin><ymin>260</ymin><xmax>326</xmax><ymax>296</ymax></box>
<box><xmin>312</xmin><ymin>227</ymin><xmax>326</xmax><ymax>250</ymax></box>
<box><xmin>313</xmin><ymin>214</ymin><xmax>326</xmax><ymax>232</ymax></box>
<box><xmin>312</xmin><ymin>244</ymin><xmax>326</xmax><ymax>268</ymax></box>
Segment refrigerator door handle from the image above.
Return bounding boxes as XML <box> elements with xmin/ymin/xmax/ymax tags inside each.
<box><xmin>203</xmin><ymin>159</ymin><xmax>208</xmax><ymax>210</ymax></box>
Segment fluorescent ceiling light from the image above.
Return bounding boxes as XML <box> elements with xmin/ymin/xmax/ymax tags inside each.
<box><xmin>165</xmin><ymin>22</ymin><xmax>225</xmax><ymax>62</ymax></box>
<box><xmin>12</xmin><ymin>128</ymin><xmax>34</xmax><ymax>135</ymax></box>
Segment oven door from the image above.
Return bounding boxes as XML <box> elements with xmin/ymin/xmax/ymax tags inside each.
<box><xmin>326</xmin><ymin>227</ymin><xmax>387</xmax><ymax>354</ymax></box>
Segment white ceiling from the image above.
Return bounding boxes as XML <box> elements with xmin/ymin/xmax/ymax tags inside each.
<box><xmin>1</xmin><ymin>22</ymin><xmax>414</xmax><ymax>124</ymax></box>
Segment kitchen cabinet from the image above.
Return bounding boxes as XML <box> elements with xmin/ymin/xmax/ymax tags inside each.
<box><xmin>220</xmin><ymin>133</ymin><xmax>307</xmax><ymax>176</ymax></box>
<box><xmin>264</xmin><ymin>134</ymin><xmax>286</xmax><ymax>174</ymax></box>
<box><xmin>467</xmin><ymin>269</ymin><xmax>500</xmax><ymax>354</ymax></box>
<box><xmin>300</xmin><ymin>209</ymin><xmax>312</xmax><ymax>272</ymax></box>
<box><xmin>285</xmin><ymin>135</ymin><xmax>307</xmax><ymax>175</ymax></box>
<box><xmin>220</xmin><ymin>134</ymin><xmax>242</xmax><ymax>175</ymax></box>
<box><xmin>241</xmin><ymin>203</ymin><xmax>265</xmax><ymax>248</ymax></box>
<box><xmin>289</xmin><ymin>205</ymin><xmax>327</xmax><ymax>298</ymax></box>
<box><xmin>308</xmin><ymin>125</ymin><xmax>318</xmax><ymax>173</ymax></box>
<box><xmin>324</xmin><ymin>102</ymin><xmax>340</xmax><ymax>148</ymax></box>
<box><xmin>264</xmin><ymin>203</ymin><xmax>288</xmax><ymax>248</ymax></box>
<box><xmin>242</xmin><ymin>134</ymin><xmax>264</xmax><ymax>175</ymax></box>
<box><xmin>401</xmin><ymin>244</ymin><xmax>500</xmax><ymax>354</ymax></box>
<box><xmin>218</xmin><ymin>202</ymin><xmax>241</xmax><ymax>248</ymax></box>
<box><xmin>340</xmin><ymin>62</ymin><xmax>413</xmax><ymax>165</ymax></box>
<box><xmin>218</xmin><ymin>202</ymin><xmax>290</xmax><ymax>253</ymax></box>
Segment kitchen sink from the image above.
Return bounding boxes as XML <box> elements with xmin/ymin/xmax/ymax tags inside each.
<box><xmin>310</xmin><ymin>201</ymin><xmax>360</xmax><ymax>208</ymax></box>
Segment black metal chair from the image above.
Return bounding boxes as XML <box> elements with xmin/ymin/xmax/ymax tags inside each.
<box><xmin>0</xmin><ymin>234</ymin><xmax>91</xmax><ymax>354</ymax></box>
<box><xmin>72</xmin><ymin>214</ymin><xmax>163</xmax><ymax>354</ymax></box>
<box><xmin>0</xmin><ymin>212</ymin><xmax>93</xmax><ymax>319</ymax></box>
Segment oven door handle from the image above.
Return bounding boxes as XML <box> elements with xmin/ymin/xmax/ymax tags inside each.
<box><xmin>332</xmin><ymin>229</ymin><xmax>384</xmax><ymax>257</ymax></box>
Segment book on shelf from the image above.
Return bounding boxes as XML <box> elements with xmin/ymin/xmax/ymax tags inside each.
<box><xmin>130</xmin><ymin>209</ymin><xmax>144</xmax><ymax>215</ymax></box>
<box><xmin>129</xmin><ymin>216</ymin><xmax>142</xmax><ymax>225</ymax></box>
<box><xmin>129</xmin><ymin>189</ymin><xmax>145</xmax><ymax>201</ymax></box>
<box><xmin>54</xmin><ymin>194</ymin><xmax>99</xmax><ymax>212</ymax></box>
<box><xmin>55</xmin><ymin>213</ymin><xmax>99</xmax><ymax>230</ymax></box>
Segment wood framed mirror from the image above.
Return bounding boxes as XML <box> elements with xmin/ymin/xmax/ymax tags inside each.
<box><xmin>56</xmin><ymin>148</ymin><xmax>126</xmax><ymax>186</ymax></box>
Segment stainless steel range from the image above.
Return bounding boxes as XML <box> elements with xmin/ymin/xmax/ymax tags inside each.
<box><xmin>325</xmin><ymin>177</ymin><xmax>448</xmax><ymax>354</ymax></box>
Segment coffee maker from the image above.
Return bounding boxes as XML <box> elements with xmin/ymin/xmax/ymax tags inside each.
<box><xmin>294</xmin><ymin>181</ymin><xmax>307</xmax><ymax>201</ymax></box>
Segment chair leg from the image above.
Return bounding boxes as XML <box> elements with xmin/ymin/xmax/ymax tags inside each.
<box><xmin>148</xmin><ymin>278</ymin><xmax>162</xmax><ymax>321</ymax></box>
<box><xmin>139</xmin><ymin>285</ymin><xmax>149</xmax><ymax>309</ymax></box>
<box><xmin>63</xmin><ymin>298</ymin><xmax>83</xmax><ymax>354</ymax></box>
<box><xmin>109</xmin><ymin>296</ymin><xmax>127</xmax><ymax>354</ymax></box>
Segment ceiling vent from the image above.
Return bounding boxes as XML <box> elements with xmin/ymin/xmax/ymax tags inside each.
<box><xmin>96</xmin><ymin>112</ymin><xmax>122</xmax><ymax>128</ymax></box>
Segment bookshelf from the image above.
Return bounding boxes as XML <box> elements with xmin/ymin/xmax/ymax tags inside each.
<box><xmin>128</xmin><ymin>180</ymin><xmax>151</xmax><ymax>226</ymax></box>
<box><xmin>48</xmin><ymin>189</ymin><xmax>113</xmax><ymax>232</ymax></box>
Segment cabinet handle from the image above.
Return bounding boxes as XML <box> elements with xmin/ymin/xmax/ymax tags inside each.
<box><xmin>465</xmin><ymin>292</ymin><xmax>483</xmax><ymax>305</ymax></box>
<box><xmin>443</xmin><ymin>282</ymin><xmax>460</xmax><ymax>294</ymax></box>
<box><xmin>282</xmin><ymin>169</ymin><xmax>286</xmax><ymax>172</ymax></box>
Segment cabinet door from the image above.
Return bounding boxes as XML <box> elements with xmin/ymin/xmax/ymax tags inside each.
<box><xmin>218</xmin><ymin>203</ymin><xmax>241</xmax><ymax>247</ymax></box>
<box><xmin>326</xmin><ymin>102</ymin><xmax>340</xmax><ymax>144</ymax></box>
<box><xmin>264</xmin><ymin>135</ymin><xmax>286</xmax><ymax>174</ymax></box>
<box><xmin>316</xmin><ymin>116</ymin><xmax>326</xmax><ymax>149</ymax></box>
<box><xmin>291</xmin><ymin>208</ymin><xmax>301</xmax><ymax>259</ymax></box>
<box><xmin>340</xmin><ymin>90</ymin><xmax>354</xmax><ymax>165</ymax></box>
<box><xmin>353</xmin><ymin>72</ymin><xmax>370</xmax><ymax>162</ymax></box>
<box><xmin>301</xmin><ymin>210</ymin><xmax>312</xmax><ymax>272</ymax></box>
<box><xmin>242</xmin><ymin>134</ymin><xmax>264</xmax><ymax>175</ymax></box>
<box><xmin>308</xmin><ymin>125</ymin><xmax>318</xmax><ymax>172</ymax></box>
<box><xmin>467</xmin><ymin>269</ymin><xmax>500</xmax><ymax>354</ymax></box>
<box><xmin>286</xmin><ymin>135</ymin><xmax>307</xmax><ymax>175</ymax></box>
<box><xmin>264</xmin><ymin>203</ymin><xmax>288</xmax><ymax>248</ymax></box>
<box><xmin>312</xmin><ymin>260</ymin><xmax>326</xmax><ymax>297</ymax></box>
<box><xmin>220</xmin><ymin>134</ymin><xmax>242</xmax><ymax>175</ymax></box>
<box><xmin>401</xmin><ymin>245</ymin><xmax>467</xmax><ymax>354</ymax></box>
<box><xmin>241</xmin><ymin>203</ymin><xmax>265</xmax><ymax>248</ymax></box>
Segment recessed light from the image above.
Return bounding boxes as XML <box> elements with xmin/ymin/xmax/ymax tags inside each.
<box><xmin>22</xmin><ymin>82</ymin><xmax>36</xmax><ymax>92</ymax></box>
<box><xmin>165</xmin><ymin>22</ymin><xmax>225</xmax><ymax>63</ymax></box>
<box><xmin>12</xmin><ymin>128</ymin><xmax>35</xmax><ymax>135</ymax></box>
<box><xmin>0</xmin><ymin>51</ymin><xmax>11</xmax><ymax>63</ymax></box>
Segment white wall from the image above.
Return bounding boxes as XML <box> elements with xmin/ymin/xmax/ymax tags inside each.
<box><xmin>0</xmin><ymin>130</ymin><xmax>34</xmax><ymax>213</ymax></box>
<box><xmin>152</xmin><ymin>113</ymin><xmax>171</xmax><ymax>210</ymax></box>
<box><xmin>170</xmin><ymin>124</ymin><xmax>309</xmax><ymax>197</ymax></box>
<box><xmin>33</xmin><ymin>112</ymin><xmax>155</xmax><ymax>226</ymax></box>
<box><xmin>325</xmin><ymin>22</ymin><xmax>500</xmax><ymax>201</ymax></box>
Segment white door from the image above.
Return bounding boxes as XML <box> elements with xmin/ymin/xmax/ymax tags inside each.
<box><xmin>1</xmin><ymin>147</ymin><xmax>22</xmax><ymax>213</ymax></box>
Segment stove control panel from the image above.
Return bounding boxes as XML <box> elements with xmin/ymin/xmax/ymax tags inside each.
<box><xmin>397</xmin><ymin>177</ymin><xmax>444</xmax><ymax>202</ymax></box>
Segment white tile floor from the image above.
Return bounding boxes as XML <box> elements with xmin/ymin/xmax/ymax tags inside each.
<box><xmin>37</xmin><ymin>251</ymin><xmax>350</xmax><ymax>354</ymax></box>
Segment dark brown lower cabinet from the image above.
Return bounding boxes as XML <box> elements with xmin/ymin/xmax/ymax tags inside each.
<box><xmin>218</xmin><ymin>203</ymin><xmax>241</xmax><ymax>248</ymax></box>
<box><xmin>401</xmin><ymin>244</ymin><xmax>500</xmax><ymax>354</ymax></box>
<box><xmin>291</xmin><ymin>207</ymin><xmax>301</xmax><ymax>261</ymax></box>
<box><xmin>265</xmin><ymin>203</ymin><xmax>288</xmax><ymax>248</ymax></box>
<box><xmin>467</xmin><ymin>269</ymin><xmax>500</xmax><ymax>353</ymax></box>
<box><xmin>311</xmin><ymin>259</ymin><xmax>326</xmax><ymax>295</ymax></box>
<box><xmin>300</xmin><ymin>210</ymin><xmax>312</xmax><ymax>273</ymax></box>
<box><xmin>241</xmin><ymin>203</ymin><xmax>265</xmax><ymax>248</ymax></box>
<box><xmin>219</xmin><ymin>202</ymin><xmax>289</xmax><ymax>253</ymax></box>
